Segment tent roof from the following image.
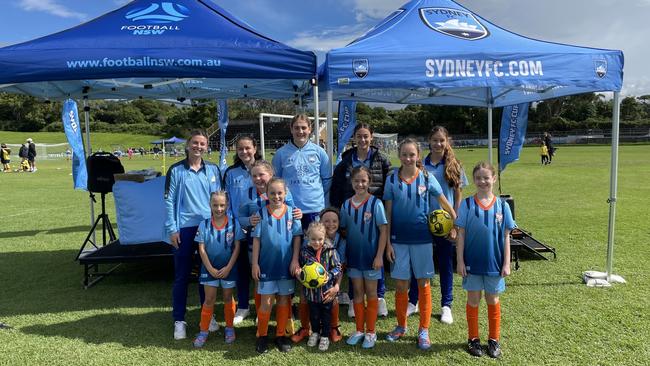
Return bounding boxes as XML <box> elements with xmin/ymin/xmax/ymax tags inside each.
<box><xmin>151</xmin><ymin>136</ymin><xmax>185</xmax><ymax>144</ymax></box>
<box><xmin>0</xmin><ymin>0</ymin><xmax>316</xmax><ymax>101</ymax></box>
<box><xmin>319</xmin><ymin>0</ymin><xmax>623</xmax><ymax>107</ymax></box>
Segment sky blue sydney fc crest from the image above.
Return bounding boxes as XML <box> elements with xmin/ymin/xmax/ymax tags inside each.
<box><xmin>594</xmin><ymin>59</ymin><xmax>607</xmax><ymax>78</ymax></box>
<box><xmin>419</xmin><ymin>7</ymin><xmax>489</xmax><ymax>40</ymax></box>
<box><xmin>353</xmin><ymin>59</ymin><xmax>369</xmax><ymax>78</ymax></box>
<box><xmin>126</xmin><ymin>2</ymin><xmax>190</xmax><ymax>24</ymax></box>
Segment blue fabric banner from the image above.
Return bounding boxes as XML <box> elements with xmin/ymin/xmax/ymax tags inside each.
<box><xmin>62</xmin><ymin>99</ymin><xmax>87</xmax><ymax>190</ymax></box>
<box><xmin>337</xmin><ymin>100</ymin><xmax>357</xmax><ymax>163</ymax></box>
<box><xmin>499</xmin><ymin>103</ymin><xmax>529</xmax><ymax>172</ymax></box>
<box><xmin>216</xmin><ymin>100</ymin><xmax>228</xmax><ymax>170</ymax></box>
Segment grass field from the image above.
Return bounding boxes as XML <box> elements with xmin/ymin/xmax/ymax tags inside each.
<box><xmin>1</xmin><ymin>143</ymin><xmax>649</xmax><ymax>365</ymax></box>
<box><xmin>0</xmin><ymin>131</ymin><xmax>160</xmax><ymax>152</ymax></box>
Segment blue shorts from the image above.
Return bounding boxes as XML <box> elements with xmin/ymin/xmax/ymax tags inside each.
<box><xmin>257</xmin><ymin>279</ymin><xmax>295</xmax><ymax>296</ymax></box>
<box><xmin>201</xmin><ymin>278</ymin><xmax>236</xmax><ymax>288</ymax></box>
<box><xmin>348</xmin><ymin>267</ymin><xmax>381</xmax><ymax>280</ymax></box>
<box><xmin>390</xmin><ymin>243</ymin><xmax>434</xmax><ymax>280</ymax></box>
<box><xmin>462</xmin><ymin>274</ymin><xmax>505</xmax><ymax>294</ymax></box>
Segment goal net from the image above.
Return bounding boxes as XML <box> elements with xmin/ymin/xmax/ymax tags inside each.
<box><xmin>373</xmin><ymin>133</ymin><xmax>398</xmax><ymax>154</ymax></box>
<box><xmin>6</xmin><ymin>142</ymin><xmax>71</xmax><ymax>160</ymax></box>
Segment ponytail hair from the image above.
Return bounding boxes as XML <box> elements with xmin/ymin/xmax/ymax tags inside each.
<box><xmin>429</xmin><ymin>126</ymin><xmax>463</xmax><ymax>188</ymax></box>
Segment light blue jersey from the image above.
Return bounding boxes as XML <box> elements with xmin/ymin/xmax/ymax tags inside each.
<box><xmin>237</xmin><ymin>186</ymin><xmax>295</xmax><ymax>229</ymax></box>
<box><xmin>332</xmin><ymin>232</ymin><xmax>347</xmax><ymax>265</ymax></box>
<box><xmin>223</xmin><ymin>163</ymin><xmax>252</xmax><ymax>220</ymax></box>
<box><xmin>383</xmin><ymin>169</ymin><xmax>442</xmax><ymax>245</ymax></box>
<box><xmin>339</xmin><ymin>195</ymin><xmax>387</xmax><ymax>270</ymax></box>
<box><xmin>272</xmin><ymin>141</ymin><xmax>331</xmax><ymax>214</ymax></box>
<box><xmin>195</xmin><ymin>214</ymin><xmax>245</xmax><ymax>282</ymax></box>
<box><xmin>456</xmin><ymin>196</ymin><xmax>516</xmax><ymax>276</ymax></box>
<box><xmin>252</xmin><ymin>204</ymin><xmax>303</xmax><ymax>281</ymax></box>
<box><xmin>423</xmin><ymin>155</ymin><xmax>468</xmax><ymax>211</ymax></box>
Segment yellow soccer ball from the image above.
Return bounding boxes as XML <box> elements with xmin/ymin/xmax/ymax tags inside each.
<box><xmin>428</xmin><ymin>209</ymin><xmax>453</xmax><ymax>237</ymax></box>
<box><xmin>299</xmin><ymin>261</ymin><xmax>328</xmax><ymax>289</ymax></box>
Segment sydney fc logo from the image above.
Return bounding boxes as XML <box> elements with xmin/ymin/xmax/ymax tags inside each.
<box><xmin>125</xmin><ymin>2</ymin><xmax>190</xmax><ymax>24</ymax></box>
<box><xmin>594</xmin><ymin>59</ymin><xmax>607</xmax><ymax>78</ymax></box>
<box><xmin>353</xmin><ymin>59</ymin><xmax>369</xmax><ymax>78</ymax></box>
<box><xmin>419</xmin><ymin>7</ymin><xmax>489</xmax><ymax>40</ymax></box>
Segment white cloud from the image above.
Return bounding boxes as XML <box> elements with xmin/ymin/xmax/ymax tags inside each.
<box><xmin>19</xmin><ymin>0</ymin><xmax>86</xmax><ymax>20</ymax></box>
<box><xmin>350</xmin><ymin>0</ymin><xmax>403</xmax><ymax>22</ymax></box>
<box><xmin>287</xmin><ymin>24</ymin><xmax>369</xmax><ymax>53</ymax></box>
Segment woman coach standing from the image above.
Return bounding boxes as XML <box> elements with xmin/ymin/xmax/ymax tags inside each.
<box><xmin>165</xmin><ymin>130</ymin><xmax>222</xmax><ymax>340</ymax></box>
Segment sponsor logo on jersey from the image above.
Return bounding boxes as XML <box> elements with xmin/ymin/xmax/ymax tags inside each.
<box><xmin>363</xmin><ymin>211</ymin><xmax>373</xmax><ymax>223</ymax></box>
<box><xmin>419</xmin><ymin>7</ymin><xmax>489</xmax><ymax>40</ymax></box>
<box><xmin>287</xmin><ymin>219</ymin><xmax>293</xmax><ymax>231</ymax></box>
<box><xmin>495</xmin><ymin>213</ymin><xmax>503</xmax><ymax>225</ymax></box>
<box><xmin>418</xmin><ymin>184</ymin><xmax>427</xmax><ymax>196</ymax></box>
<box><xmin>226</xmin><ymin>231</ymin><xmax>234</xmax><ymax>244</ymax></box>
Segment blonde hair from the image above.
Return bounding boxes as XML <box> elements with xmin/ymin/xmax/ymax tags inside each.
<box><xmin>306</xmin><ymin>222</ymin><xmax>327</xmax><ymax>240</ymax></box>
<box><xmin>266</xmin><ymin>177</ymin><xmax>287</xmax><ymax>193</ymax></box>
<box><xmin>251</xmin><ymin>159</ymin><xmax>274</xmax><ymax>176</ymax></box>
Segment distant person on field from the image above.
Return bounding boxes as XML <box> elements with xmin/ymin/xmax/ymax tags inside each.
<box><xmin>540</xmin><ymin>141</ymin><xmax>549</xmax><ymax>165</ymax></box>
<box><xmin>1</xmin><ymin>143</ymin><xmax>11</xmax><ymax>172</ymax></box>
<box><xmin>127</xmin><ymin>147</ymin><xmax>134</xmax><ymax>160</ymax></box>
<box><xmin>27</xmin><ymin>138</ymin><xmax>37</xmax><ymax>172</ymax></box>
<box><xmin>543</xmin><ymin>132</ymin><xmax>555</xmax><ymax>163</ymax></box>
<box><xmin>65</xmin><ymin>148</ymin><xmax>72</xmax><ymax>161</ymax></box>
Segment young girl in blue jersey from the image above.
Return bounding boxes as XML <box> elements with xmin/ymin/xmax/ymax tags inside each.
<box><xmin>251</xmin><ymin>178</ymin><xmax>303</xmax><ymax>354</ymax></box>
<box><xmin>223</xmin><ymin>136</ymin><xmax>262</xmax><ymax>325</ymax></box>
<box><xmin>193</xmin><ymin>191</ymin><xmax>243</xmax><ymax>348</ymax></box>
<box><xmin>297</xmin><ymin>222</ymin><xmax>342</xmax><ymax>351</ymax></box>
<box><xmin>456</xmin><ymin>161</ymin><xmax>514</xmax><ymax>359</ymax></box>
<box><xmin>272</xmin><ymin>114</ymin><xmax>331</xmax><ymax>342</ymax></box>
<box><xmin>384</xmin><ymin>138</ymin><xmax>456</xmax><ymax>350</ymax></box>
<box><xmin>320</xmin><ymin>207</ymin><xmax>345</xmax><ymax>343</ymax></box>
<box><xmin>340</xmin><ymin>166</ymin><xmax>388</xmax><ymax>349</ymax></box>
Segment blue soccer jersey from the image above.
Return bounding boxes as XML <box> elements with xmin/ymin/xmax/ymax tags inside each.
<box><xmin>252</xmin><ymin>204</ymin><xmax>303</xmax><ymax>281</ymax></box>
<box><xmin>223</xmin><ymin>163</ymin><xmax>252</xmax><ymax>219</ymax></box>
<box><xmin>383</xmin><ymin>169</ymin><xmax>443</xmax><ymax>245</ymax></box>
<box><xmin>195</xmin><ymin>214</ymin><xmax>245</xmax><ymax>281</ymax></box>
<box><xmin>456</xmin><ymin>195</ymin><xmax>516</xmax><ymax>276</ymax></box>
<box><xmin>237</xmin><ymin>186</ymin><xmax>295</xmax><ymax>229</ymax></box>
<box><xmin>423</xmin><ymin>155</ymin><xmax>468</xmax><ymax>211</ymax></box>
<box><xmin>339</xmin><ymin>195</ymin><xmax>387</xmax><ymax>270</ymax></box>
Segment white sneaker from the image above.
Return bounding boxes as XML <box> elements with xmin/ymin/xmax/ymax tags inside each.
<box><xmin>348</xmin><ymin>304</ymin><xmax>355</xmax><ymax>318</ymax></box>
<box><xmin>209</xmin><ymin>316</ymin><xmax>220</xmax><ymax>332</ymax></box>
<box><xmin>318</xmin><ymin>336</ymin><xmax>330</xmax><ymax>351</ymax></box>
<box><xmin>440</xmin><ymin>306</ymin><xmax>453</xmax><ymax>324</ymax></box>
<box><xmin>378</xmin><ymin>298</ymin><xmax>388</xmax><ymax>317</ymax></box>
<box><xmin>406</xmin><ymin>302</ymin><xmax>419</xmax><ymax>317</ymax></box>
<box><xmin>307</xmin><ymin>333</ymin><xmax>320</xmax><ymax>347</ymax></box>
<box><xmin>338</xmin><ymin>292</ymin><xmax>351</xmax><ymax>305</ymax></box>
<box><xmin>174</xmin><ymin>321</ymin><xmax>187</xmax><ymax>340</ymax></box>
<box><xmin>233</xmin><ymin>308</ymin><xmax>250</xmax><ymax>325</ymax></box>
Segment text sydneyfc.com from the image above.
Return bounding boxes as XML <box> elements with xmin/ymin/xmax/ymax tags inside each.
<box><xmin>66</xmin><ymin>57</ymin><xmax>221</xmax><ymax>69</ymax></box>
<box><xmin>425</xmin><ymin>59</ymin><xmax>543</xmax><ymax>78</ymax></box>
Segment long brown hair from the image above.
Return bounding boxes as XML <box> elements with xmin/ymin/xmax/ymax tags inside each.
<box><xmin>429</xmin><ymin>126</ymin><xmax>463</xmax><ymax>189</ymax></box>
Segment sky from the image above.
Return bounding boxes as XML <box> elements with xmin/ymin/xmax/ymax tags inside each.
<box><xmin>1</xmin><ymin>0</ymin><xmax>648</xmax><ymax>96</ymax></box>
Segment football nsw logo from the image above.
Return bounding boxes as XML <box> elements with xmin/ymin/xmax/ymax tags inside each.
<box><xmin>122</xmin><ymin>2</ymin><xmax>189</xmax><ymax>35</ymax></box>
<box><xmin>419</xmin><ymin>7</ymin><xmax>489</xmax><ymax>40</ymax></box>
<box><xmin>353</xmin><ymin>59</ymin><xmax>369</xmax><ymax>78</ymax></box>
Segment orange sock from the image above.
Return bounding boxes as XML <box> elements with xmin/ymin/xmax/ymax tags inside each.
<box><xmin>275</xmin><ymin>304</ymin><xmax>290</xmax><ymax>337</ymax></box>
<box><xmin>488</xmin><ymin>302</ymin><xmax>501</xmax><ymax>340</ymax></box>
<box><xmin>331</xmin><ymin>303</ymin><xmax>340</xmax><ymax>328</ymax></box>
<box><xmin>299</xmin><ymin>302</ymin><xmax>311</xmax><ymax>330</ymax></box>
<box><xmin>224</xmin><ymin>301</ymin><xmax>236</xmax><ymax>328</ymax></box>
<box><xmin>395</xmin><ymin>290</ymin><xmax>409</xmax><ymax>328</ymax></box>
<box><xmin>255</xmin><ymin>293</ymin><xmax>261</xmax><ymax>314</ymax></box>
<box><xmin>466</xmin><ymin>303</ymin><xmax>479</xmax><ymax>340</ymax></box>
<box><xmin>257</xmin><ymin>309</ymin><xmax>271</xmax><ymax>337</ymax></box>
<box><xmin>199</xmin><ymin>305</ymin><xmax>214</xmax><ymax>332</ymax></box>
<box><xmin>418</xmin><ymin>285</ymin><xmax>432</xmax><ymax>330</ymax></box>
<box><xmin>353</xmin><ymin>301</ymin><xmax>366</xmax><ymax>332</ymax></box>
<box><xmin>366</xmin><ymin>298</ymin><xmax>379</xmax><ymax>333</ymax></box>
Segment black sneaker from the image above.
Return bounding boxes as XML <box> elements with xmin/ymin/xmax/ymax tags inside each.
<box><xmin>487</xmin><ymin>339</ymin><xmax>502</xmax><ymax>358</ymax></box>
<box><xmin>275</xmin><ymin>336</ymin><xmax>292</xmax><ymax>352</ymax></box>
<box><xmin>256</xmin><ymin>336</ymin><xmax>269</xmax><ymax>354</ymax></box>
<box><xmin>468</xmin><ymin>338</ymin><xmax>483</xmax><ymax>357</ymax></box>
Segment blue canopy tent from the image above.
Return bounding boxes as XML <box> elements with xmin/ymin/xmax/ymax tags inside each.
<box><xmin>319</xmin><ymin>0</ymin><xmax>624</xmax><ymax>283</ymax></box>
<box><xmin>150</xmin><ymin>136</ymin><xmax>186</xmax><ymax>145</ymax></box>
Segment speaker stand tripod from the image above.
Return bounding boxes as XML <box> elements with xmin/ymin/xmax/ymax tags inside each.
<box><xmin>76</xmin><ymin>192</ymin><xmax>117</xmax><ymax>261</ymax></box>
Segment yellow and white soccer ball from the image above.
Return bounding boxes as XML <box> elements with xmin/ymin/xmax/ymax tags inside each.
<box><xmin>299</xmin><ymin>262</ymin><xmax>328</xmax><ymax>289</ymax></box>
<box><xmin>428</xmin><ymin>209</ymin><xmax>453</xmax><ymax>237</ymax></box>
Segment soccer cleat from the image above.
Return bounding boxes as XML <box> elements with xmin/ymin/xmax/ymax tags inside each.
<box><xmin>290</xmin><ymin>327</ymin><xmax>310</xmax><ymax>343</ymax></box>
<box><xmin>440</xmin><ymin>306</ymin><xmax>453</xmax><ymax>324</ymax></box>
<box><xmin>407</xmin><ymin>302</ymin><xmax>419</xmax><ymax>317</ymax></box>
<box><xmin>224</xmin><ymin>327</ymin><xmax>236</xmax><ymax>344</ymax></box>
<box><xmin>338</xmin><ymin>292</ymin><xmax>351</xmax><ymax>305</ymax></box>
<box><xmin>209</xmin><ymin>316</ymin><xmax>220</xmax><ymax>332</ymax></box>
<box><xmin>346</xmin><ymin>331</ymin><xmax>365</xmax><ymax>345</ymax></box>
<box><xmin>173</xmin><ymin>321</ymin><xmax>187</xmax><ymax>340</ymax></box>
<box><xmin>361</xmin><ymin>333</ymin><xmax>377</xmax><ymax>349</ymax></box>
<box><xmin>487</xmin><ymin>339</ymin><xmax>502</xmax><ymax>358</ymax></box>
<box><xmin>307</xmin><ymin>333</ymin><xmax>320</xmax><ymax>347</ymax></box>
<box><xmin>386</xmin><ymin>326</ymin><xmax>407</xmax><ymax>342</ymax></box>
<box><xmin>318</xmin><ymin>336</ymin><xmax>331</xmax><ymax>351</ymax></box>
<box><xmin>468</xmin><ymin>338</ymin><xmax>483</xmax><ymax>357</ymax></box>
<box><xmin>347</xmin><ymin>304</ymin><xmax>355</xmax><ymax>318</ymax></box>
<box><xmin>233</xmin><ymin>308</ymin><xmax>250</xmax><ymax>325</ymax></box>
<box><xmin>417</xmin><ymin>329</ymin><xmax>431</xmax><ymax>350</ymax></box>
<box><xmin>330</xmin><ymin>326</ymin><xmax>343</xmax><ymax>343</ymax></box>
<box><xmin>193</xmin><ymin>331</ymin><xmax>209</xmax><ymax>348</ymax></box>
<box><xmin>275</xmin><ymin>336</ymin><xmax>292</xmax><ymax>352</ymax></box>
<box><xmin>378</xmin><ymin>297</ymin><xmax>388</xmax><ymax>317</ymax></box>
<box><xmin>256</xmin><ymin>336</ymin><xmax>269</xmax><ymax>354</ymax></box>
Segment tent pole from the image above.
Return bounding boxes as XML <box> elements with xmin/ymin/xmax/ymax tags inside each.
<box><xmin>259</xmin><ymin>113</ymin><xmax>265</xmax><ymax>160</ymax></box>
<box><xmin>326</xmin><ymin>90</ymin><xmax>334</xmax><ymax>171</ymax></box>
<box><xmin>83</xmin><ymin>96</ymin><xmax>95</xmax><ymax>243</ymax></box>
<box><xmin>313</xmin><ymin>84</ymin><xmax>320</xmax><ymax>145</ymax></box>
<box><xmin>488</xmin><ymin>106</ymin><xmax>493</xmax><ymax>164</ymax></box>
<box><xmin>606</xmin><ymin>92</ymin><xmax>621</xmax><ymax>282</ymax></box>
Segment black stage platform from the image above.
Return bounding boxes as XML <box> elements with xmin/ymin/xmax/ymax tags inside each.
<box><xmin>510</xmin><ymin>228</ymin><xmax>556</xmax><ymax>270</ymax></box>
<box><xmin>78</xmin><ymin>240</ymin><xmax>173</xmax><ymax>288</ymax></box>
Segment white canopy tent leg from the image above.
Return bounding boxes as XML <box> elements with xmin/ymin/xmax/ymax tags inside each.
<box><xmin>487</xmin><ymin>106</ymin><xmax>493</xmax><ymax>164</ymax></box>
<box><xmin>313</xmin><ymin>84</ymin><xmax>320</xmax><ymax>145</ymax></box>
<box><xmin>326</xmin><ymin>90</ymin><xmax>334</xmax><ymax>171</ymax></box>
<box><xmin>259</xmin><ymin>113</ymin><xmax>265</xmax><ymax>160</ymax></box>
<box><xmin>82</xmin><ymin>96</ymin><xmax>95</xmax><ymax>244</ymax></box>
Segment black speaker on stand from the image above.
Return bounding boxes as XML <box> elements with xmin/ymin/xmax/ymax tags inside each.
<box><xmin>76</xmin><ymin>152</ymin><xmax>125</xmax><ymax>260</ymax></box>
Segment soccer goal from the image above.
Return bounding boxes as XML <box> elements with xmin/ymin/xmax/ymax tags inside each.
<box><xmin>373</xmin><ymin>133</ymin><xmax>398</xmax><ymax>155</ymax></box>
<box><xmin>6</xmin><ymin>142</ymin><xmax>71</xmax><ymax>160</ymax></box>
